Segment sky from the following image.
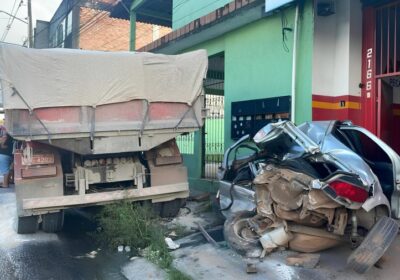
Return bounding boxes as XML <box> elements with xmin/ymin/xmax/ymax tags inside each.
<box><xmin>0</xmin><ymin>0</ymin><xmax>62</xmax><ymax>45</ymax></box>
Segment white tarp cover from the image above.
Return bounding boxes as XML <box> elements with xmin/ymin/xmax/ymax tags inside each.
<box><xmin>0</xmin><ymin>44</ymin><xmax>208</xmax><ymax>109</ymax></box>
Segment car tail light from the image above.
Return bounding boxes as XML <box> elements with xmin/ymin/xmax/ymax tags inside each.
<box><xmin>328</xmin><ymin>181</ymin><xmax>369</xmax><ymax>203</ymax></box>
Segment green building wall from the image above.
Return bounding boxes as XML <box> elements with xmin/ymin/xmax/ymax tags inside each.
<box><xmin>177</xmin><ymin>2</ymin><xmax>314</xmax><ymax>192</ymax></box>
<box><xmin>173</xmin><ymin>0</ymin><xmax>233</xmax><ymax>30</ymax></box>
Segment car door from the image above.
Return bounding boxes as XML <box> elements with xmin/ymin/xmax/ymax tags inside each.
<box><xmin>338</xmin><ymin>125</ymin><xmax>400</xmax><ymax>218</ymax></box>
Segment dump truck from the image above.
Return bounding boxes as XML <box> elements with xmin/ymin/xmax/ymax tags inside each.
<box><xmin>0</xmin><ymin>44</ymin><xmax>207</xmax><ymax>233</ymax></box>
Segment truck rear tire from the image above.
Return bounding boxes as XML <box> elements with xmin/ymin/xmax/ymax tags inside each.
<box><xmin>42</xmin><ymin>211</ymin><xmax>64</xmax><ymax>233</ymax></box>
<box><xmin>17</xmin><ymin>215</ymin><xmax>39</xmax><ymax>234</ymax></box>
<box><xmin>160</xmin><ymin>199</ymin><xmax>184</xmax><ymax>218</ymax></box>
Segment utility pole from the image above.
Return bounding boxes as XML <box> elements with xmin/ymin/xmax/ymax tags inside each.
<box><xmin>27</xmin><ymin>0</ymin><xmax>33</xmax><ymax>48</ymax></box>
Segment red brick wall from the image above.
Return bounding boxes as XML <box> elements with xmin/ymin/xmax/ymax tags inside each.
<box><xmin>135</xmin><ymin>22</ymin><xmax>153</xmax><ymax>50</ymax></box>
<box><xmin>79</xmin><ymin>7</ymin><xmax>130</xmax><ymax>51</ymax></box>
<box><xmin>135</xmin><ymin>22</ymin><xmax>171</xmax><ymax>50</ymax></box>
<box><xmin>78</xmin><ymin>7</ymin><xmax>171</xmax><ymax>52</ymax></box>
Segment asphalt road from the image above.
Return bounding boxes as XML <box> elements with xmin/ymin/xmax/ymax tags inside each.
<box><xmin>172</xmin><ymin>231</ymin><xmax>400</xmax><ymax>280</ymax></box>
<box><xmin>0</xmin><ymin>187</ymin><xmax>128</xmax><ymax>280</ymax></box>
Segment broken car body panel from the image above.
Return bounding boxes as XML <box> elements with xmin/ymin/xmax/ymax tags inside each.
<box><xmin>220</xmin><ymin>120</ymin><xmax>400</xmax><ymax>273</ymax></box>
<box><xmin>220</xmin><ymin>120</ymin><xmax>399</xmax><ymax>218</ymax></box>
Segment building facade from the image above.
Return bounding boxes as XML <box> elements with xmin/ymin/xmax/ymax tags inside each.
<box><xmin>33</xmin><ymin>0</ymin><xmax>170</xmax><ymax>51</ymax></box>
<box><xmin>125</xmin><ymin>0</ymin><xmax>400</xmax><ymax>191</ymax></box>
<box><xmin>311</xmin><ymin>0</ymin><xmax>400</xmax><ymax>155</ymax></box>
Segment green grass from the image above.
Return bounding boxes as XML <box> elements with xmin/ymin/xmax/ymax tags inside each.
<box><xmin>168</xmin><ymin>223</ymin><xmax>188</xmax><ymax>239</ymax></box>
<box><xmin>94</xmin><ymin>202</ymin><xmax>158</xmax><ymax>251</ymax></box>
<box><xmin>167</xmin><ymin>267</ymin><xmax>191</xmax><ymax>280</ymax></box>
<box><xmin>93</xmin><ymin>202</ymin><xmax>191</xmax><ymax>279</ymax></box>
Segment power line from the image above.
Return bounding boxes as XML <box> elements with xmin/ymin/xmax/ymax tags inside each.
<box><xmin>99</xmin><ymin>23</ymin><xmax>155</xmax><ymax>51</ymax></box>
<box><xmin>3</xmin><ymin>0</ymin><xmax>18</xmax><ymax>32</ymax></box>
<box><xmin>173</xmin><ymin>0</ymin><xmax>190</xmax><ymax>12</ymax></box>
<box><xmin>113</xmin><ymin>23</ymin><xmax>172</xmax><ymax>52</ymax></box>
<box><xmin>80</xmin><ymin>10</ymin><xmax>110</xmax><ymax>34</ymax></box>
<box><xmin>40</xmin><ymin>1</ymin><xmax>120</xmax><ymax>49</ymax></box>
<box><xmin>2</xmin><ymin>0</ymin><xmax>23</xmax><ymax>41</ymax></box>
<box><xmin>1</xmin><ymin>0</ymin><xmax>23</xmax><ymax>42</ymax></box>
<box><xmin>0</xmin><ymin>40</ymin><xmax>27</xmax><ymax>46</ymax></box>
<box><xmin>128</xmin><ymin>0</ymin><xmax>225</xmax><ymax>51</ymax></box>
<box><xmin>30</xmin><ymin>0</ymin><xmax>83</xmax><ymax>46</ymax></box>
<box><xmin>72</xmin><ymin>0</ymin><xmax>224</xmax><ymax>52</ymax></box>
<box><xmin>54</xmin><ymin>9</ymin><xmax>110</xmax><ymax>48</ymax></box>
<box><xmin>57</xmin><ymin>4</ymin><xmax>160</xmax><ymax>51</ymax></box>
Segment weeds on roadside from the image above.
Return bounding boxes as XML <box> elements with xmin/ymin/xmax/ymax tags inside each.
<box><xmin>169</xmin><ymin>224</ymin><xmax>188</xmax><ymax>239</ymax></box>
<box><xmin>94</xmin><ymin>201</ymin><xmax>158</xmax><ymax>251</ymax></box>
<box><xmin>93</xmin><ymin>201</ymin><xmax>191</xmax><ymax>280</ymax></box>
<box><xmin>167</xmin><ymin>267</ymin><xmax>191</xmax><ymax>280</ymax></box>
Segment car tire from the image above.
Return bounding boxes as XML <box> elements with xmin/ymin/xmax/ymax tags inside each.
<box><xmin>16</xmin><ymin>215</ymin><xmax>39</xmax><ymax>234</ymax></box>
<box><xmin>347</xmin><ymin>216</ymin><xmax>399</xmax><ymax>274</ymax></box>
<box><xmin>42</xmin><ymin>211</ymin><xmax>64</xmax><ymax>233</ymax></box>
<box><xmin>224</xmin><ymin>210</ymin><xmax>262</xmax><ymax>257</ymax></box>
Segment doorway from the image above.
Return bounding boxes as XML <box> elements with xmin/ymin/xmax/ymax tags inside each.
<box><xmin>377</xmin><ymin>76</ymin><xmax>400</xmax><ymax>153</ymax></box>
<box><xmin>372</xmin><ymin>2</ymin><xmax>400</xmax><ymax>153</ymax></box>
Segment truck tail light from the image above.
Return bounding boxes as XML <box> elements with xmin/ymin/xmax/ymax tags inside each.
<box><xmin>327</xmin><ymin>181</ymin><xmax>369</xmax><ymax>203</ymax></box>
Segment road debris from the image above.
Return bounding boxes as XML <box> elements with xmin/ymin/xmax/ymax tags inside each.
<box><xmin>286</xmin><ymin>253</ymin><xmax>320</xmax><ymax>269</ymax></box>
<box><xmin>246</xmin><ymin>263</ymin><xmax>257</xmax><ymax>274</ymax></box>
<box><xmin>196</xmin><ymin>222</ymin><xmax>219</xmax><ymax>247</ymax></box>
<box><xmin>165</xmin><ymin>237</ymin><xmax>180</xmax><ymax>250</ymax></box>
<box><xmin>168</xmin><ymin>230</ymin><xmax>178</xmax><ymax>237</ymax></box>
<box><xmin>260</xmin><ymin>225</ymin><xmax>293</xmax><ymax>251</ymax></box>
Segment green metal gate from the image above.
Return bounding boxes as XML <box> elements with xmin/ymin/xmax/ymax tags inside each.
<box><xmin>203</xmin><ymin>53</ymin><xmax>225</xmax><ymax>179</ymax></box>
<box><xmin>203</xmin><ymin>94</ymin><xmax>224</xmax><ymax>179</ymax></box>
<box><xmin>176</xmin><ymin>53</ymin><xmax>225</xmax><ymax>180</ymax></box>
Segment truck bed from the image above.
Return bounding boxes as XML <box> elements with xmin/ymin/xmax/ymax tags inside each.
<box><xmin>0</xmin><ymin>45</ymin><xmax>207</xmax><ymax>155</ymax></box>
<box><xmin>5</xmin><ymin>98</ymin><xmax>204</xmax><ymax>154</ymax></box>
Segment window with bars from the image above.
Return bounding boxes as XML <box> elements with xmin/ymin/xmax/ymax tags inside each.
<box><xmin>375</xmin><ymin>2</ymin><xmax>400</xmax><ymax>76</ymax></box>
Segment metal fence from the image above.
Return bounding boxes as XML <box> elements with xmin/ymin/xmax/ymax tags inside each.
<box><xmin>203</xmin><ymin>94</ymin><xmax>224</xmax><ymax>179</ymax></box>
<box><xmin>176</xmin><ymin>53</ymin><xmax>225</xmax><ymax>179</ymax></box>
<box><xmin>176</xmin><ymin>132</ymin><xmax>195</xmax><ymax>154</ymax></box>
<box><xmin>203</xmin><ymin>53</ymin><xmax>225</xmax><ymax>179</ymax></box>
<box><xmin>375</xmin><ymin>2</ymin><xmax>400</xmax><ymax>77</ymax></box>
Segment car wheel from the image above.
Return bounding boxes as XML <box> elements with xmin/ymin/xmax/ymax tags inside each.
<box><xmin>347</xmin><ymin>216</ymin><xmax>399</xmax><ymax>274</ymax></box>
<box><xmin>224</xmin><ymin>211</ymin><xmax>262</xmax><ymax>257</ymax></box>
<box><xmin>42</xmin><ymin>211</ymin><xmax>64</xmax><ymax>233</ymax></box>
<box><xmin>16</xmin><ymin>215</ymin><xmax>39</xmax><ymax>234</ymax></box>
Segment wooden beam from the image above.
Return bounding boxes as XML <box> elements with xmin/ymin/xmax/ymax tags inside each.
<box><xmin>23</xmin><ymin>183</ymin><xmax>189</xmax><ymax>211</ymax></box>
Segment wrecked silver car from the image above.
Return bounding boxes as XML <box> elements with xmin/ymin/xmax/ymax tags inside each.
<box><xmin>217</xmin><ymin>120</ymin><xmax>400</xmax><ymax>273</ymax></box>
